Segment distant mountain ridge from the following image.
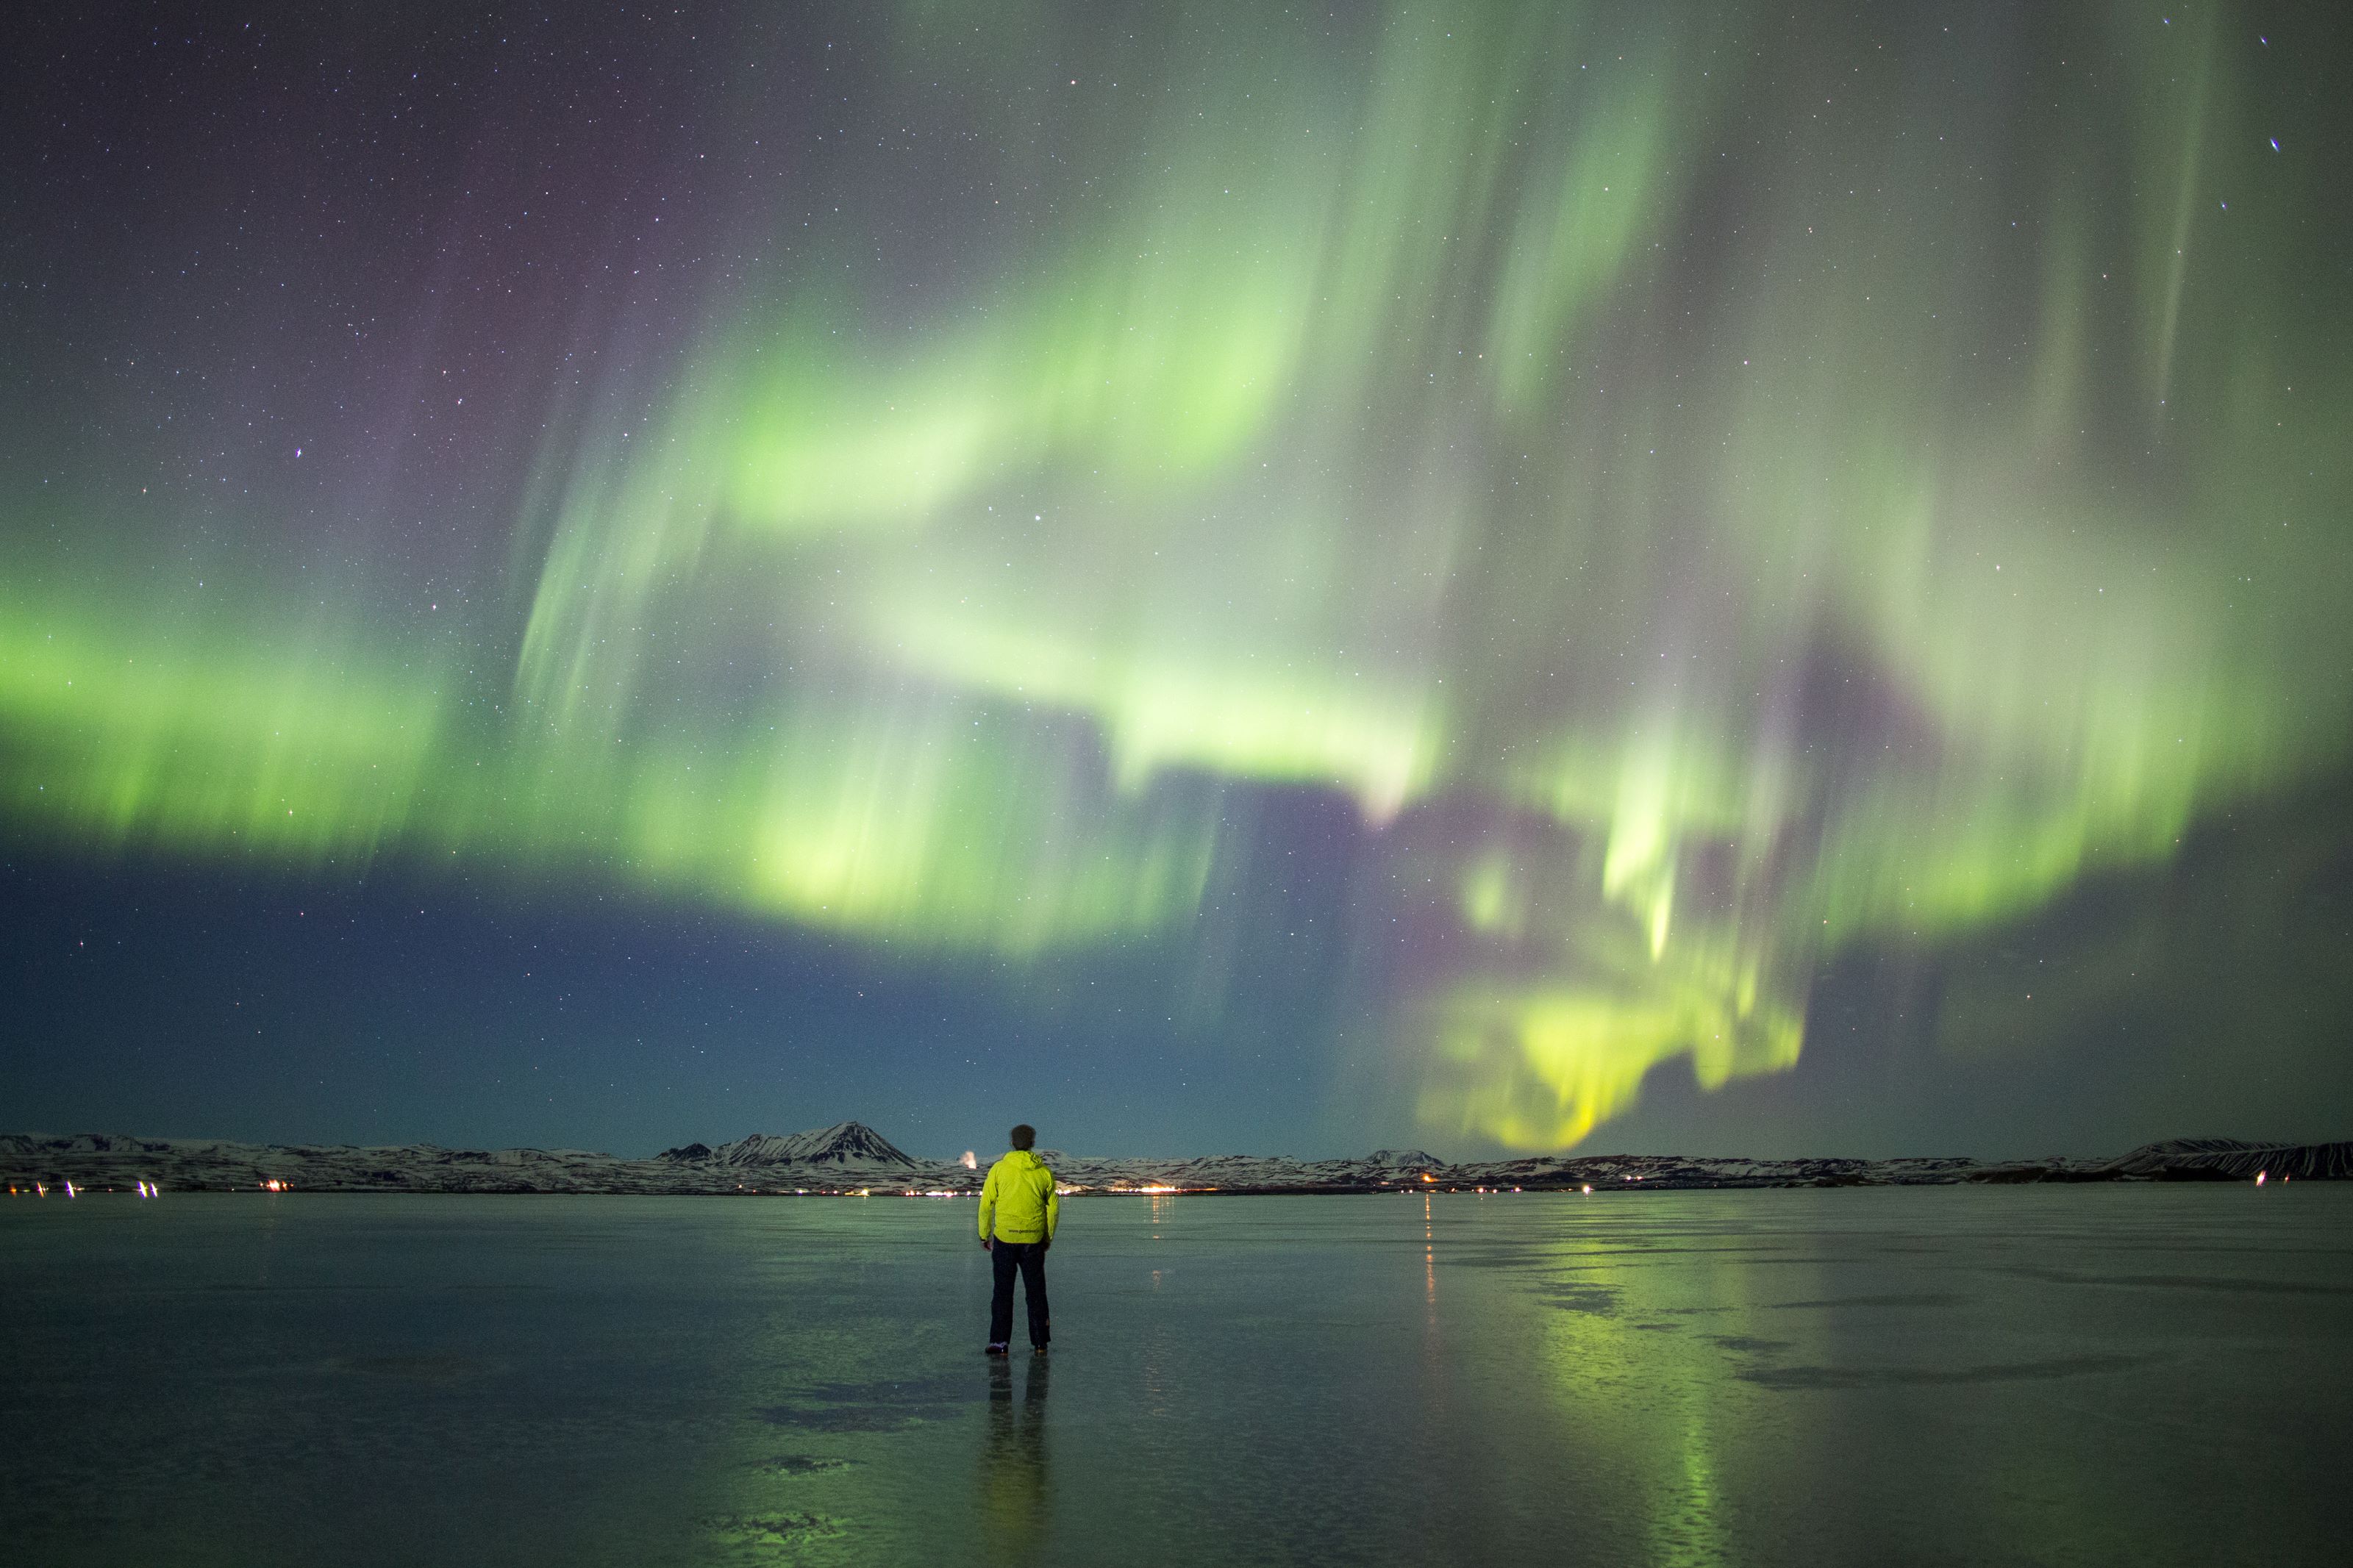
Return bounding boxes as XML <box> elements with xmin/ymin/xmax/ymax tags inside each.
<box><xmin>2100</xmin><ymin>1137</ymin><xmax>2353</xmax><ymax>1181</ymax></box>
<box><xmin>655</xmin><ymin>1123</ymin><xmax>920</xmax><ymax>1169</ymax></box>
<box><xmin>2</xmin><ymin>1127</ymin><xmax>2345</xmax><ymax>1195</ymax></box>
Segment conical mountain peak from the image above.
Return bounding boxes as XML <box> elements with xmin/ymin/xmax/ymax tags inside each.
<box><xmin>668</xmin><ymin>1123</ymin><xmax>918</xmax><ymax>1169</ymax></box>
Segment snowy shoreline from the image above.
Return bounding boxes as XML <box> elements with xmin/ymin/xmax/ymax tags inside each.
<box><xmin>6</xmin><ymin>1124</ymin><xmax>2346</xmax><ymax>1196</ymax></box>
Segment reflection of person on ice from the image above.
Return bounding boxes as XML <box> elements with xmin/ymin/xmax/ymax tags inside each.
<box><xmin>979</xmin><ymin>1124</ymin><xmax>1058</xmax><ymax>1356</ymax></box>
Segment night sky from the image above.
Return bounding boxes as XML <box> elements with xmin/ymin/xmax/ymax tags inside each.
<box><xmin>4</xmin><ymin>3</ymin><xmax>2349</xmax><ymax>1161</ymax></box>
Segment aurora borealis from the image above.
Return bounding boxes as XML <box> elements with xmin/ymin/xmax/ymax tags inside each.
<box><xmin>4</xmin><ymin>2</ymin><xmax>2349</xmax><ymax>1156</ymax></box>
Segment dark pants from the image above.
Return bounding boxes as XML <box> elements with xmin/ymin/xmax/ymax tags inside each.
<box><xmin>990</xmin><ymin>1240</ymin><xmax>1050</xmax><ymax>1347</ymax></box>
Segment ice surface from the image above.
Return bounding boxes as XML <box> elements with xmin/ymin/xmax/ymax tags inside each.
<box><xmin>3</xmin><ymin>1187</ymin><xmax>2346</xmax><ymax>1564</ymax></box>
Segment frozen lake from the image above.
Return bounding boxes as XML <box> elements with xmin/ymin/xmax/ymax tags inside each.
<box><xmin>4</xmin><ymin>1187</ymin><xmax>2346</xmax><ymax>1564</ymax></box>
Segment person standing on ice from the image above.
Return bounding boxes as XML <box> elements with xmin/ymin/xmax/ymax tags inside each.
<box><xmin>979</xmin><ymin>1124</ymin><xmax>1058</xmax><ymax>1356</ymax></box>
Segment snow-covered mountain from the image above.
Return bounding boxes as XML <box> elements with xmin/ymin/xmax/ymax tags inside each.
<box><xmin>2096</xmin><ymin>1136</ymin><xmax>2353</xmax><ymax>1181</ymax></box>
<box><xmin>656</xmin><ymin>1123</ymin><xmax>920</xmax><ymax>1169</ymax></box>
<box><xmin>1</xmin><ymin>1128</ymin><xmax>2343</xmax><ymax>1195</ymax></box>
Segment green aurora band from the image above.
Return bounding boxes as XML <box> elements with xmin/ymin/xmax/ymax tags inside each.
<box><xmin>4</xmin><ymin>2</ymin><xmax>2346</xmax><ymax>1148</ymax></box>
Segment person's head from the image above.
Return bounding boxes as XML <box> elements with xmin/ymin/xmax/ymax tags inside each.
<box><xmin>1010</xmin><ymin>1124</ymin><xmax>1036</xmax><ymax>1151</ymax></box>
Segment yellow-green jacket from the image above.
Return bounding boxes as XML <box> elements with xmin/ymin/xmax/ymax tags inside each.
<box><xmin>978</xmin><ymin>1148</ymin><xmax>1059</xmax><ymax>1243</ymax></box>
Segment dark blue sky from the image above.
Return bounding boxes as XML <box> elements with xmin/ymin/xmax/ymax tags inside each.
<box><xmin>4</xmin><ymin>3</ymin><xmax>2349</xmax><ymax>1159</ymax></box>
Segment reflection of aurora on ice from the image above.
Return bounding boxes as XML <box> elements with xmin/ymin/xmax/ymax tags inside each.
<box><xmin>2</xmin><ymin>2</ymin><xmax>2346</xmax><ymax>1148</ymax></box>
